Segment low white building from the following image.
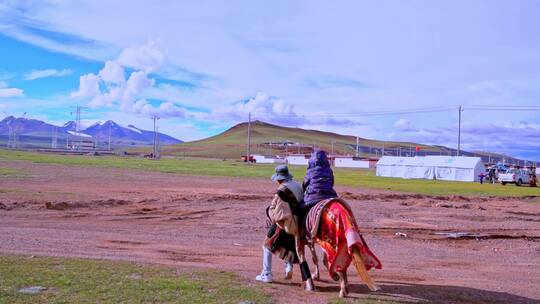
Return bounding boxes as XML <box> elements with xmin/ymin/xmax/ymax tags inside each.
<box><xmin>334</xmin><ymin>156</ymin><xmax>371</xmax><ymax>169</ymax></box>
<box><xmin>252</xmin><ymin>154</ymin><xmax>286</xmax><ymax>164</ymax></box>
<box><xmin>286</xmin><ymin>154</ymin><xmax>310</xmax><ymax>166</ymax></box>
<box><xmin>376</xmin><ymin>156</ymin><xmax>485</xmax><ymax>182</ymax></box>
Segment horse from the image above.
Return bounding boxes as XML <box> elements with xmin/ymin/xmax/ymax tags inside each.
<box><xmin>295</xmin><ymin>198</ymin><xmax>382</xmax><ymax>298</ymax></box>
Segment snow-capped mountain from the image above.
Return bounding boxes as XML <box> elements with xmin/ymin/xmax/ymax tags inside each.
<box><xmin>0</xmin><ymin>116</ymin><xmax>182</xmax><ymax>147</ymax></box>
<box><xmin>83</xmin><ymin>120</ymin><xmax>181</xmax><ymax>145</ymax></box>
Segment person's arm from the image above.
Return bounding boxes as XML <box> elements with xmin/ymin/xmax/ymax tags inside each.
<box><xmin>303</xmin><ymin>172</ymin><xmax>310</xmax><ymax>191</ymax></box>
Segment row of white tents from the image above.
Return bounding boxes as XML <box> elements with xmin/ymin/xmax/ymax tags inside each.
<box><xmin>253</xmin><ymin>154</ymin><xmax>485</xmax><ymax>182</ymax></box>
<box><xmin>376</xmin><ymin>156</ymin><xmax>485</xmax><ymax>182</ymax></box>
<box><xmin>252</xmin><ymin>154</ymin><xmax>375</xmax><ymax>168</ymax></box>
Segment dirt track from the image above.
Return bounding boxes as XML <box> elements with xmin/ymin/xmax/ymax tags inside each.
<box><xmin>1</xmin><ymin>161</ymin><xmax>540</xmax><ymax>303</ymax></box>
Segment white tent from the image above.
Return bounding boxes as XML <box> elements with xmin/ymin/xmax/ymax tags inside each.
<box><xmin>252</xmin><ymin>154</ymin><xmax>286</xmax><ymax>164</ymax></box>
<box><xmin>287</xmin><ymin>154</ymin><xmax>310</xmax><ymax>166</ymax></box>
<box><xmin>376</xmin><ymin>156</ymin><xmax>484</xmax><ymax>182</ymax></box>
<box><xmin>334</xmin><ymin>157</ymin><xmax>370</xmax><ymax>169</ymax></box>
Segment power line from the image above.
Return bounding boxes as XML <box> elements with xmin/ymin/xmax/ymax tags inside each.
<box><xmin>246</xmin><ymin>104</ymin><xmax>540</xmax><ymax>119</ymax></box>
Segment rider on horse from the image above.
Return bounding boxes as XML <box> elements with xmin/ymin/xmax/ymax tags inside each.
<box><xmin>302</xmin><ymin>150</ymin><xmax>338</xmax><ymax>211</ymax></box>
<box><xmin>261</xmin><ymin>151</ymin><xmax>340</xmax><ymax>285</ymax></box>
<box><xmin>260</xmin><ymin>151</ymin><xmax>382</xmax><ymax>296</ymax></box>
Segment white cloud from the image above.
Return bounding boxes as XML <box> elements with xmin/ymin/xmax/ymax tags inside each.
<box><xmin>122</xmin><ymin>71</ymin><xmax>154</xmax><ymax>105</ymax></box>
<box><xmin>394</xmin><ymin>119</ymin><xmax>416</xmax><ymax>131</ymax></box>
<box><xmin>70</xmin><ymin>73</ymin><xmax>100</xmax><ymax>99</ymax></box>
<box><xmin>212</xmin><ymin>92</ymin><xmax>300</xmax><ymax>124</ymax></box>
<box><xmin>98</xmin><ymin>61</ymin><xmax>125</xmax><ymax>84</ymax></box>
<box><xmin>131</xmin><ymin>99</ymin><xmax>187</xmax><ymax>118</ymax></box>
<box><xmin>71</xmin><ymin>42</ymin><xmax>187</xmax><ymax>119</ymax></box>
<box><xmin>117</xmin><ymin>40</ymin><xmax>167</xmax><ymax>72</ymax></box>
<box><xmin>0</xmin><ymin>87</ymin><xmax>24</xmax><ymax>98</ymax></box>
<box><xmin>211</xmin><ymin>92</ymin><xmax>368</xmax><ymax>127</ymax></box>
<box><xmin>24</xmin><ymin>68</ymin><xmax>72</xmax><ymax>80</ymax></box>
<box><xmin>89</xmin><ymin>86</ymin><xmax>123</xmax><ymax>107</ymax></box>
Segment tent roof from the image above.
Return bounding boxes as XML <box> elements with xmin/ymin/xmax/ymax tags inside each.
<box><xmin>377</xmin><ymin>156</ymin><xmax>483</xmax><ymax>169</ymax></box>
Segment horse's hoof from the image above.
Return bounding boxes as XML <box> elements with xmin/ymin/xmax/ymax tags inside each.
<box><xmin>304</xmin><ymin>279</ymin><xmax>315</xmax><ymax>291</ymax></box>
<box><xmin>339</xmin><ymin>289</ymin><xmax>348</xmax><ymax>298</ymax></box>
<box><xmin>284</xmin><ymin>271</ymin><xmax>293</xmax><ymax>280</ymax></box>
<box><xmin>312</xmin><ymin>272</ymin><xmax>320</xmax><ymax>281</ymax></box>
<box><xmin>369</xmin><ymin>284</ymin><xmax>381</xmax><ymax>292</ymax></box>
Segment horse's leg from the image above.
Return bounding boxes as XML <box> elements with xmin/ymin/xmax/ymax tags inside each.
<box><xmin>296</xmin><ymin>237</ymin><xmax>315</xmax><ymax>291</ymax></box>
<box><xmin>322</xmin><ymin>251</ymin><xmax>329</xmax><ymax>270</ymax></box>
<box><xmin>338</xmin><ymin>271</ymin><xmax>348</xmax><ymax>298</ymax></box>
<box><xmin>351</xmin><ymin>246</ymin><xmax>379</xmax><ymax>291</ymax></box>
<box><xmin>309</xmin><ymin>243</ymin><xmax>320</xmax><ymax>281</ymax></box>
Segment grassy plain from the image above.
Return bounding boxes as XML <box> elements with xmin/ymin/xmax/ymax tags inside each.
<box><xmin>0</xmin><ymin>255</ymin><xmax>271</xmax><ymax>304</ymax></box>
<box><xmin>1</xmin><ymin>150</ymin><xmax>539</xmax><ymax>197</ymax></box>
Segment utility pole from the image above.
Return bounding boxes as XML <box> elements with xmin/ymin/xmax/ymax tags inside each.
<box><xmin>331</xmin><ymin>139</ymin><xmax>335</xmax><ymax>155</ymax></box>
<box><xmin>152</xmin><ymin>115</ymin><xmax>160</xmax><ymax>160</ymax></box>
<box><xmin>108</xmin><ymin>121</ymin><xmax>112</xmax><ymax>151</ymax></box>
<box><xmin>246</xmin><ymin>112</ymin><xmax>251</xmax><ymax>164</ymax></box>
<box><xmin>356</xmin><ymin>136</ymin><xmax>359</xmax><ymax>157</ymax></box>
<box><xmin>51</xmin><ymin>126</ymin><xmax>58</xmax><ymax>149</ymax></box>
<box><xmin>382</xmin><ymin>142</ymin><xmax>385</xmax><ymax>156</ymax></box>
<box><xmin>457</xmin><ymin>105</ymin><xmax>463</xmax><ymax>156</ymax></box>
<box><xmin>156</xmin><ymin>120</ymin><xmax>161</xmax><ymax>160</ymax></box>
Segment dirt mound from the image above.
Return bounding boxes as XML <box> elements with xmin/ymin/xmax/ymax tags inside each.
<box><xmin>193</xmin><ymin>193</ymin><xmax>267</xmax><ymax>202</ymax></box>
<box><xmin>45</xmin><ymin>199</ymin><xmax>131</xmax><ymax>211</ymax></box>
<box><xmin>340</xmin><ymin>191</ymin><xmax>536</xmax><ymax>204</ymax></box>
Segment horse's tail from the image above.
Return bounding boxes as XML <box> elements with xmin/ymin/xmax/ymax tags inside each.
<box><xmin>352</xmin><ymin>246</ymin><xmax>380</xmax><ymax>291</ymax></box>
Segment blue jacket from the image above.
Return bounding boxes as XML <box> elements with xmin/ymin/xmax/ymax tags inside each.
<box><xmin>302</xmin><ymin>150</ymin><xmax>337</xmax><ymax>208</ymax></box>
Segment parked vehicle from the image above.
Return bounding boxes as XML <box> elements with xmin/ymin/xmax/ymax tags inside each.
<box><xmin>499</xmin><ymin>169</ymin><xmax>531</xmax><ymax>186</ymax></box>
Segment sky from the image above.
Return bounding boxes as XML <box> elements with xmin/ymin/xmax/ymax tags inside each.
<box><xmin>0</xmin><ymin>1</ymin><xmax>540</xmax><ymax>161</ymax></box>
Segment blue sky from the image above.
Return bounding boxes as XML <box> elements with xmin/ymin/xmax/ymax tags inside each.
<box><xmin>0</xmin><ymin>1</ymin><xmax>540</xmax><ymax>161</ymax></box>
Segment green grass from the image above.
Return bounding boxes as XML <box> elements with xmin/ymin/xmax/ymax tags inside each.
<box><xmin>1</xmin><ymin>149</ymin><xmax>539</xmax><ymax>197</ymax></box>
<box><xmin>0</xmin><ymin>255</ymin><xmax>271</xmax><ymax>304</ymax></box>
<box><xmin>0</xmin><ymin>167</ymin><xmax>24</xmax><ymax>177</ymax></box>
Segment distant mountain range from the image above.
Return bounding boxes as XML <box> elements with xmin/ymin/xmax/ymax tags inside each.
<box><xmin>0</xmin><ymin>116</ymin><xmax>182</xmax><ymax>148</ymax></box>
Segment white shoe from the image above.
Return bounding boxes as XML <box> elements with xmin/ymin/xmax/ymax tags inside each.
<box><xmin>255</xmin><ymin>272</ymin><xmax>273</xmax><ymax>283</ymax></box>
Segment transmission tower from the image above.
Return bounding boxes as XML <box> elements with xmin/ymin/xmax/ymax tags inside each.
<box><xmin>70</xmin><ymin>106</ymin><xmax>87</xmax><ymax>150</ymax></box>
<box><xmin>51</xmin><ymin>126</ymin><xmax>58</xmax><ymax>149</ymax></box>
<box><xmin>3</xmin><ymin>112</ymin><xmax>25</xmax><ymax>149</ymax></box>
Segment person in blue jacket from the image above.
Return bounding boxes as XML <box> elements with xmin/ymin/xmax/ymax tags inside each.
<box><xmin>302</xmin><ymin>150</ymin><xmax>338</xmax><ymax>210</ymax></box>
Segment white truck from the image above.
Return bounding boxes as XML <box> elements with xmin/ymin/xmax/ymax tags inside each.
<box><xmin>499</xmin><ymin>169</ymin><xmax>531</xmax><ymax>186</ymax></box>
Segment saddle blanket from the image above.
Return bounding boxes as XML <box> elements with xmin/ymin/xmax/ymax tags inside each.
<box><xmin>305</xmin><ymin>198</ymin><xmax>382</xmax><ymax>278</ymax></box>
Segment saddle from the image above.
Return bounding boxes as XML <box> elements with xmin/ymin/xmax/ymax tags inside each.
<box><xmin>304</xmin><ymin>198</ymin><xmax>351</xmax><ymax>241</ymax></box>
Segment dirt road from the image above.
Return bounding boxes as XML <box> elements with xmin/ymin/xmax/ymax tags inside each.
<box><xmin>1</xmin><ymin>161</ymin><xmax>539</xmax><ymax>303</ymax></box>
